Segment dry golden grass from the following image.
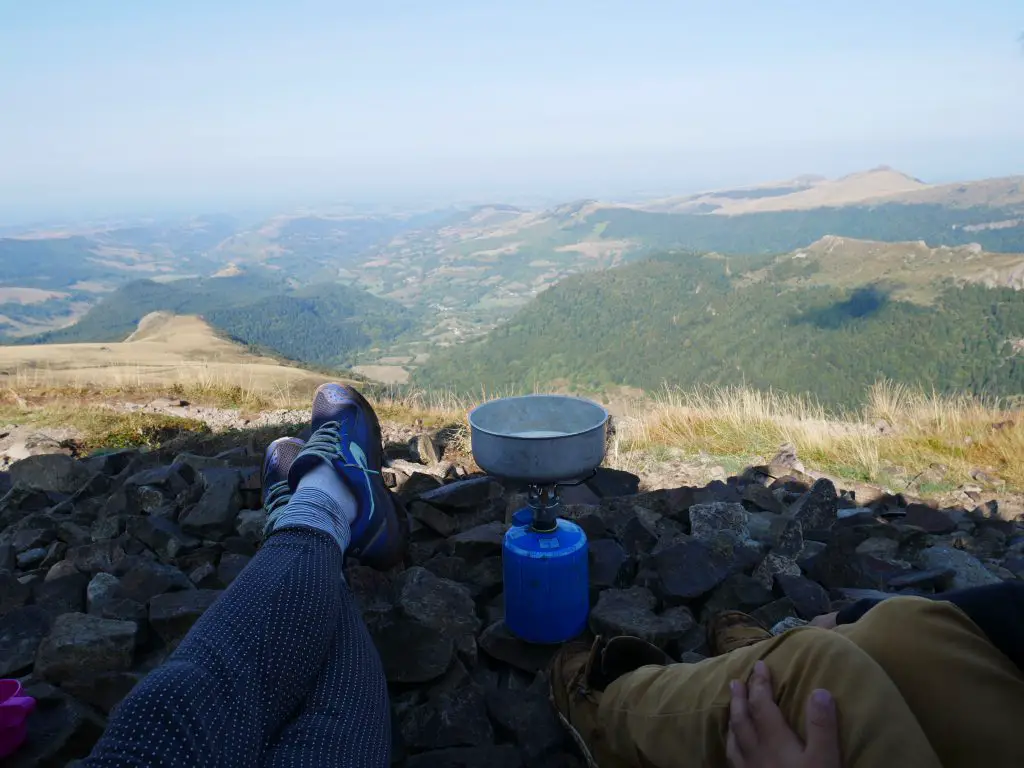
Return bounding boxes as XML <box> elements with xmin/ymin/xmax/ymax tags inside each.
<box><xmin>3</xmin><ymin>363</ymin><xmax>1020</xmax><ymax>493</ymax></box>
<box><xmin>617</xmin><ymin>381</ymin><xmax>1023</xmax><ymax>490</ymax></box>
<box><xmin>0</xmin><ymin>313</ymin><xmax>334</xmax><ymax>398</ymax></box>
<box><xmin>3</xmin><ymin>366</ymin><xmax>323</xmax><ymax>413</ymax></box>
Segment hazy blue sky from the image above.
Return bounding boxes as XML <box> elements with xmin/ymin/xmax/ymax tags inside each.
<box><xmin>1</xmin><ymin>1</ymin><xmax>1022</xmax><ymax>220</ymax></box>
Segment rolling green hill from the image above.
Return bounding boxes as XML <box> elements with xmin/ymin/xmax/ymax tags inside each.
<box><xmin>27</xmin><ymin>275</ymin><xmax>414</xmax><ymax>369</ymax></box>
<box><xmin>415</xmin><ymin>250</ymin><xmax>1024</xmax><ymax>406</ymax></box>
<box><xmin>572</xmin><ymin>203</ymin><xmax>1024</xmax><ymax>255</ymax></box>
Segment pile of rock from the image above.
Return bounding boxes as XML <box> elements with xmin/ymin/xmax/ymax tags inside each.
<box><xmin>0</xmin><ymin>433</ymin><xmax>1020</xmax><ymax>767</ymax></box>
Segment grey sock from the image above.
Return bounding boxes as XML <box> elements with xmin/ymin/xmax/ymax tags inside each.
<box><xmin>269</xmin><ymin>461</ymin><xmax>358</xmax><ymax>553</ymax></box>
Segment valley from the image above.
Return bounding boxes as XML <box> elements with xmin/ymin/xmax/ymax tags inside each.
<box><xmin>3</xmin><ymin>167</ymin><xmax>1024</xmax><ymax>406</ymax></box>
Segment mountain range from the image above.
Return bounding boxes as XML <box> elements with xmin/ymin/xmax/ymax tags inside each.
<box><xmin>2</xmin><ymin>167</ymin><xmax>1023</xmax><ymax>406</ymax></box>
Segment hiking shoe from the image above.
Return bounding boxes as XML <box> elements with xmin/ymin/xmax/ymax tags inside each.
<box><xmin>549</xmin><ymin>636</ymin><xmax>671</xmax><ymax>768</ymax></box>
<box><xmin>262</xmin><ymin>437</ymin><xmax>305</xmax><ymax>517</ymax></box>
<box><xmin>288</xmin><ymin>383</ymin><xmax>408</xmax><ymax>569</ymax></box>
<box><xmin>708</xmin><ymin>610</ymin><xmax>771</xmax><ymax>656</ymax></box>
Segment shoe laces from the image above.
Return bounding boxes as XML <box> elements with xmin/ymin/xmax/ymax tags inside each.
<box><xmin>263</xmin><ymin>480</ymin><xmax>292</xmax><ymax>517</ymax></box>
<box><xmin>264</xmin><ymin>421</ymin><xmax>383</xmax><ymax>536</ymax></box>
<box><xmin>298</xmin><ymin>420</ymin><xmax>383</xmax><ymax>477</ymax></box>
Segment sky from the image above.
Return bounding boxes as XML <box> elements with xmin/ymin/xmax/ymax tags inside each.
<box><xmin>1</xmin><ymin>0</ymin><xmax>1023</xmax><ymax>221</ymax></box>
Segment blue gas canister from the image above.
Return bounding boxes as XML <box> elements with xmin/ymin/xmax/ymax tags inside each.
<box><xmin>503</xmin><ymin>517</ymin><xmax>589</xmax><ymax>644</ymax></box>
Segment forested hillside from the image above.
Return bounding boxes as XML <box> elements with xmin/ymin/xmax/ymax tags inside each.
<box><xmin>27</xmin><ymin>276</ymin><xmax>414</xmax><ymax>368</ymax></box>
<box><xmin>416</xmin><ymin>251</ymin><xmax>1024</xmax><ymax>406</ymax></box>
<box><xmin>579</xmin><ymin>203</ymin><xmax>1024</xmax><ymax>255</ymax></box>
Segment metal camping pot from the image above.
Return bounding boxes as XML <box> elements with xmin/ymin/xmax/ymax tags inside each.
<box><xmin>468</xmin><ymin>395</ymin><xmax>609</xmax><ymax>484</ymax></box>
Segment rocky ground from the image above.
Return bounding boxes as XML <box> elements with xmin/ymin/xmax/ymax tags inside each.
<box><xmin>1</xmin><ymin>420</ymin><xmax>1022</xmax><ymax>767</ymax></box>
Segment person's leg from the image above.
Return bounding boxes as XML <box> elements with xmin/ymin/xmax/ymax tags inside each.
<box><xmin>260</xmin><ymin>575</ymin><xmax>390</xmax><ymax>767</ymax></box>
<box><xmin>596</xmin><ymin>627</ymin><xmax>942</xmax><ymax>768</ymax></box>
<box><xmin>83</xmin><ymin>528</ymin><xmax>363</xmax><ymax>768</ymax></box>
<box><xmin>836</xmin><ymin>596</ymin><xmax>1024</xmax><ymax>768</ymax></box>
<box><xmin>86</xmin><ymin>382</ymin><xmax>408</xmax><ymax>767</ymax></box>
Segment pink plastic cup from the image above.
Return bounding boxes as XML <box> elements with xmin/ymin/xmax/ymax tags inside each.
<box><xmin>0</xmin><ymin>679</ymin><xmax>36</xmax><ymax>758</ymax></box>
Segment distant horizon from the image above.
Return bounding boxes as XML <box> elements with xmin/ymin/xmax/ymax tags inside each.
<box><xmin>2</xmin><ymin>1</ymin><xmax>1021</xmax><ymax>223</ymax></box>
<box><xmin>2</xmin><ymin>160</ymin><xmax>1023</xmax><ymax>231</ymax></box>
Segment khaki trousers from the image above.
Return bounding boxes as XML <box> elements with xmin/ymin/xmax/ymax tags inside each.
<box><xmin>598</xmin><ymin>597</ymin><xmax>1024</xmax><ymax>767</ymax></box>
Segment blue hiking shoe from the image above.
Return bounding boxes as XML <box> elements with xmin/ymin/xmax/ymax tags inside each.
<box><xmin>262</xmin><ymin>437</ymin><xmax>306</xmax><ymax>519</ymax></box>
<box><xmin>287</xmin><ymin>383</ymin><xmax>408</xmax><ymax>570</ymax></box>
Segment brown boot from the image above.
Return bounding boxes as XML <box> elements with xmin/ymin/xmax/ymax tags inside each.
<box><xmin>549</xmin><ymin>636</ymin><xmax>672</xmax><ymax>767</ymax></box>
<box><xmin>707</xmin><ymin>610</ymin><xmax>772</xmax><ymax>656</ymax></box>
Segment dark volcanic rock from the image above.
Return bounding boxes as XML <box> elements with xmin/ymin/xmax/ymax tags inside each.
<box><xmin>618</xmin><ymin>515</ymin><xmax>658</xmax><ymax>558</ymax></box>
<box><xmin>11</xmin><ymin>526</ymin><xmax>56</xmax><ymax>552</ymax></box>
<box><xmin>478</xmin><ymin>620</ymin><xmax>560</xmax><ymax>674</ymax></box>
<box><xmin>405</xmin><ymin>745</ymin><xmax>523</xmax><ymax>768</ymax></box>
<box><xmin>217</xmin><ymin>553</ymin><xmax>251</xmax><ymax>586</ymax></box>
<box><xmin>417</xmin><ymin>477</ymin><xmax>505</xmax><ymax>510</ymax></box>
<box><xmin>919</xmin><ymin>546</ymin><xmax>1001</xmax><ymax>589</ymax></box>
<box><xmin>486</xmin><ymin>679</ymin><xmax>565</xmax><ymax>762</ymax></box>
<box><xmin>774</xmin><ymin>574</ymin><xmax>831</xmax><ymax>619</ymax></box>
<box><xmin>0</xmin><ymin>605</ymin><xmax>52</xmax><ymax>676</ymax></box>
<box><xmin>173</xmin><ymin>544</ymin><xmax>220</xmax><ymax>574</ymax></box>
<box><xmin>751</xmin><ymin>514</ymin><xmax>804</xmax><ymax>558</ymax></box>
<box><xmin>586</xmin><ymin>467</ymin><xmax>641</xmax><ymax>499</ymax></box>
<box><xmin>149</xmin><ymin>589</ymin><xmax>222</xmax><ymax>646</ymax></box>
<box><xmin>397</xmin><ymin>567</ymin><xmax>481</xmax><ymax>639</ymax></box>
<box><xmin>742</xmin><ymin>483</ymin><xmax>787</xmax><ymax>515</ymax></box>
<box><xmin>127</xmin><ymin>515</ymin><xmax>201</xmax><ymax>560</ymax></box>
<box><xmin>447</xmin><ymin>522</ymin><xmax>505</xmax><ymax>562</ymax></box>
<box><xmin>367</xmin><ymin>608</ymin><xmax>456</xmax><ymax>684</ymax></box>
<box><xmin>179</xmin><ymin>468</ymin><xmax>242</xmax><ymax>540</ymax></box>
<box><xmin>465</xmin><ymin>557</ymin><xmax>503</xmax><ymax>596</ymax></box>
<box><xmin>886</xmin><ymin>568</ymin><xmax>956</xmax><ymax>591</ymax></box>
<box><xmin>124</xmin><ymin>463</ymin><xmax>195</xmax><ymax>497</ymax></box>
<box><xmin>67</xmin><ymin>539</ymin><xmax>128</xmax><ymax>574</ymax></box>
<box><xmin>15</xmin><ymin>546</ymin><xmax>47</xmax><ymax>568</ymax></box>
<box><xmin>752</xmin><ymin>553</ymin><xmax>801</xmax><ymax>590</ymax></box>
<box><xmin>44</xmin><ymin>559</ymin><xmax>80</xmax><ymax>581</ymax></box>
<box><xmin>62</xmin><ymin>670</ymin><xmax>144</xmax><ymax>715</ymax></box>
<box><xmin>368</xmin><ymin>567</ymin><xmax>480</xmax><ymax>684</ymax></box>
<box><xmin>88</xmin><ymin>518</ymin><xmax>124</xmax><ymax>545</ymax></box>
<box><xmin>234</xmin><ymin>509</ymin><xmax>267</xmax><ymax>544</ymax></box>
<box><xmin>82</xmin><ymin>448</ymin><xmax>141</xmax><ymax>477</ymax></box>
<box><xmin>650</xmin><ymin>539</ymin><xmax>735</xmax><ymax>604</ymax></box>
<box><xmin>33</xmin><ymin>572</ymin><xmax>88</xmax><ymax>617</ymax></box>
<box><xmin>35</xmin><ymin>612</ymin><xmax>137</xmax><ymax>681</ymax></box>
<box><xmin>40</xmin><ymin>539</ymin><xmax>67</xmax><ymax>568</ymax></box>
<box><xmin>789</xmin><ymin>478</ymin><xmax>839</xmax><ymax>533</ymax></box>
<box><xmin>751</xmin><ymin>598</ymin><xmax>798</xmax><ymax>630</ymax></box>
<box><xmin>588</xmin><ymin>538</ymin><xmax>631</xmax><ymax>591</ymax></box>
<box><xmin>400</xmin><ymin>684</ymin><xmax>494</xmax><ymax>750</ymax></box>
<box><xmin>903</xmin><ymin>504</ymin><xmax>957</xmax><ymax>534</ymax></box>
<box><xmin>702</xmin><ymin>574</ymin><xmax>775</xmax><ymax>618</ymax></box>
<box><xmin>424</xmin><ymin>554</ymin><xmax>469</xmax><ymax>583</ymax></box>
<box><xmin>689</xmin><ymin>502</ymin><xmax>751</xmax><ymax>544</ymax></box>
<box><xmin>409</xmin><ymin>501</ymin><xmax>459</xmax><ymax>537</ymax></box>
<box><xmin>119</xmin><ymin>559</ymin><xmax>194</xmax><ymax>604</ymax></box>
<box><xmin>0</xmin><ymin>542</ymin><xmax>13</xmax><ymax>572</ymax></box>
<box><xmin>589</xmin><ymin>586</ymin><xmax>695</xmax><ymax>649</ymax></box>
<box><xmin>0</xmin><ymin>571</ymin><xmax>32</xmax><ymax>617</ymax></box>
<box><xmin>9</xmin><ymin>453</ymin><xmax>91</xmax><ymax>494</ymax></box>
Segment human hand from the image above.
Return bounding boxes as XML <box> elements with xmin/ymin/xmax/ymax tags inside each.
<box><xmin>809</xmin><ymin>612</ymin><xmax>838</xmax><ymax>630</ymax></box>
<box><xmin>727</xmin><ymin>660</ymin><xmax>842</xmax><ymax>768</ymax></box>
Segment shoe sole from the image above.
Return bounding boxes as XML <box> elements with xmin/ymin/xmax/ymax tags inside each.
<box><xmin>329</xmin><ymin>384</ymin><xmax>409</xmax><ymax>569</ymax></box>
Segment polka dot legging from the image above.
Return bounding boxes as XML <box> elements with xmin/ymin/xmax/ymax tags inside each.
<box><xmin>83</xmin><ymin>528</ymin><xmax>390</xmax><ymax>767</ymax></box>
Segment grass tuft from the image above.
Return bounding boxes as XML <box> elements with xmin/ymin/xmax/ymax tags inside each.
<box><xmin>616</xmin><ymin>382</ymin><xmax>1022</xmax><ymax>491</ymax></box>
<box><xmin>2</xmin><ymin>373</ymin><xmax>1020</xmax><ymax>494</ymax></box>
